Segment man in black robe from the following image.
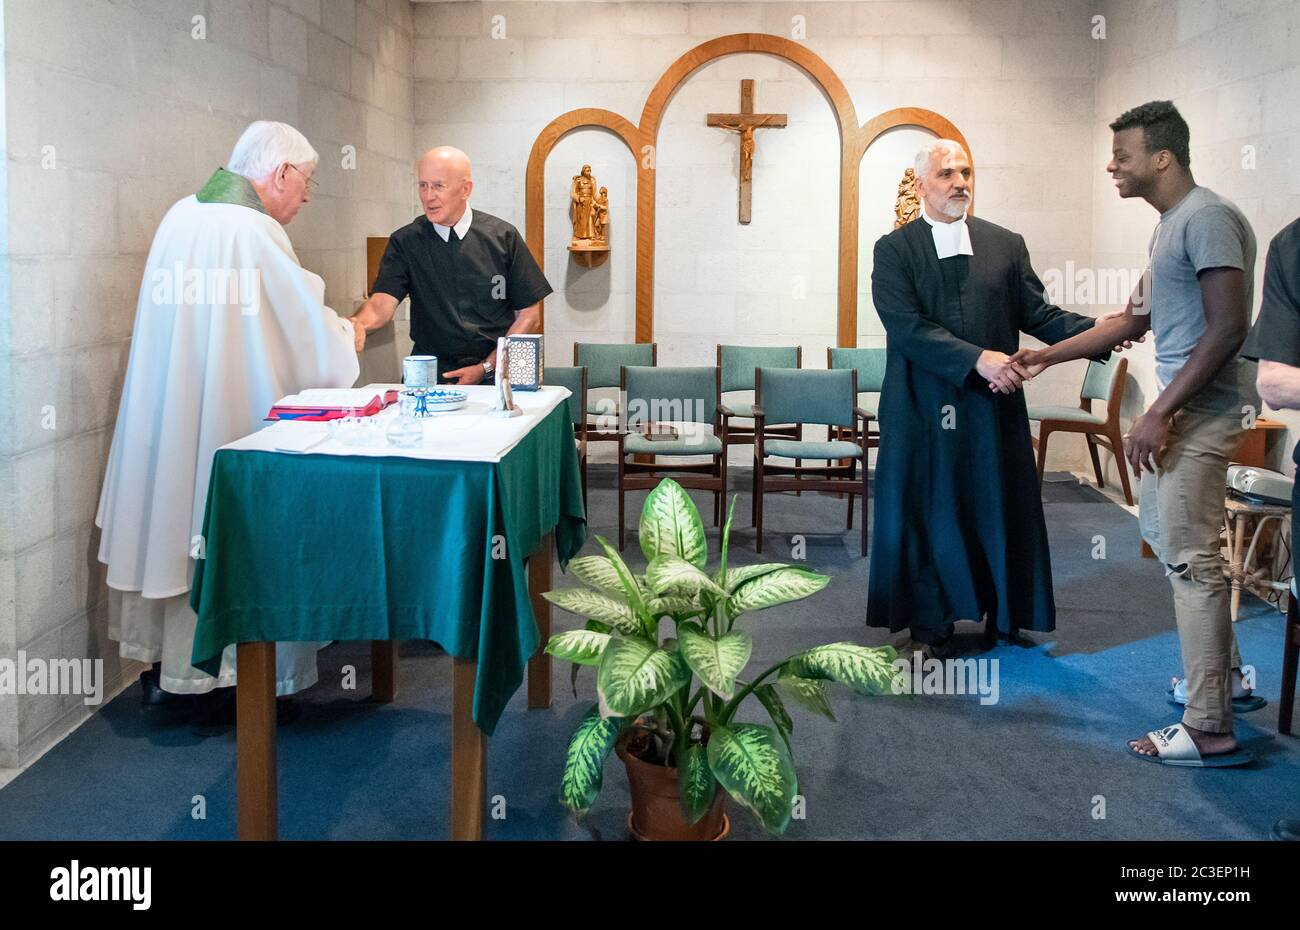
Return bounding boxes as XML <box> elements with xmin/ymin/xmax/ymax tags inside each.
<box><xmin>866</xmin><ymin>139</ymin><xmax>1101</xmax><ymax>657</ymax></box>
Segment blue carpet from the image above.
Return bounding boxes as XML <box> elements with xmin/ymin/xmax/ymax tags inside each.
<box><xmin>1</xmin><ymin>468</ymin><xmax>1296</xmax><ymax>840</ymax></box>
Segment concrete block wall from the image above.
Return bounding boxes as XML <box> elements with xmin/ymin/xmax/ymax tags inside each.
<box><xmin>8</xmin><ymin>0</ymin><xmax>1294</xmax><ymax>772</ymax></box>
<box><xmin>411</xmin><ymin>0</ymin><xmax>1105</xmax><ymax>463</ymax></box>
<box><xmin>1091</xmin><ymin>0</ymin><xmax>1300</xmax><ymax>485</ymax></box>
<box><xmin>0</xmin><ymin>0</ymin><xmax>415</xmax><ymax>771</ymax></box>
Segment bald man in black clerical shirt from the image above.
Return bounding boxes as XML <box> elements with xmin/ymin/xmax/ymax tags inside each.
<box><xmin>352</xmin><ymin>146</ymin><xmax>552</xmax><ymax>384</ymax></box>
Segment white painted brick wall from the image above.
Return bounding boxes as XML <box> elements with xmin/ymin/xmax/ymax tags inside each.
<box><xmin>0</xmin><ymin>0</ymin><xmax>415</xmax><ymax>767</ymax></box>
<box><xmin>10</xmin><ymin>0</ymin><xmax>1290</xmax><ymax>770</ymax></box>
<box><xmin>1091</xmin><ymin>0</ymin><xmax>1300</xmax><ymax>486</ymax></box>
<box><xmin>413</xmin><ymin>1</ymin><xmax>1102</xmax><ymax>465</ymax></box>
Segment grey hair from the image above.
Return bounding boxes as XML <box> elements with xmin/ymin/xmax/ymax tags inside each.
<box><xmin>227</xmin><ymin>121</ymin><xmax>319</xmax><ymax>181</ymax></box>
<box><xmin>913</xmin><ymin>139</ymin><xmax>967</xmax><ymax>179</ymax></box>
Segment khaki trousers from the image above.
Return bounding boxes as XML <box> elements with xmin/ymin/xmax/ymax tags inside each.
<box><xmin>1138</xmin><ymin>407</ymin><xmax>1243</xmax><ymax>734</ymax></box>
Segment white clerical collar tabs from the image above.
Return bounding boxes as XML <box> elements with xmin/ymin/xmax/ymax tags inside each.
<box><xmin>434</xmin><ymin>207</ymin><xmax>473</xmax><ymax>242</ymax></box>
<box><xmin>920</xmin><ymin>207</ymin><xmax>973</xmax><ymax>259</ymax></box>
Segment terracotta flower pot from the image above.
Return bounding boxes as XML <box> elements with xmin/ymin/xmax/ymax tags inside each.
<box><xmin>616</xmin><ymin>730</ymin><xmax>730</xmax><ymax>841</ymax></box>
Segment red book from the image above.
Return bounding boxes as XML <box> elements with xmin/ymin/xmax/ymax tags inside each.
<box><xmin>265</xmin><ymin>389</ymin><xmax>399</xmax><ymax>422</ymax></box>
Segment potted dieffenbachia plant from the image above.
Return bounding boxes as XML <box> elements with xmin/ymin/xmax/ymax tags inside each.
<box><xmin>543</xmin><ymin>478</ymin><xmax>899</xmax><ymax>839</ymax></box>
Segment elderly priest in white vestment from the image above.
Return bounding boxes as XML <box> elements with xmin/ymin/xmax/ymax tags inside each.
<box><xmin>95</xmin><ymin>121</ymin><xmax>359</xmax><ymax>715</ymax></box>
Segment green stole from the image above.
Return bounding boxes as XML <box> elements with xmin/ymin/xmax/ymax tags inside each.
<box><xmin>196</xmin><ymin>167</ymin><xmax>268</xmax><ymax>215</ymax></box>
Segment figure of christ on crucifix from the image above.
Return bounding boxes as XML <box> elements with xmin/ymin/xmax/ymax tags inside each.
<box><xmin>707</xmin><ymin>79</ymin><xmax>787</xmax><ymax>223</ymax></box>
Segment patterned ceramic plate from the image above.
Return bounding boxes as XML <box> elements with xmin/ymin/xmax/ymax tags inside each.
<box><xmin>424</xmin><ymin>388</ymin><xmax>468</xmax><ymax>411</ymax></box>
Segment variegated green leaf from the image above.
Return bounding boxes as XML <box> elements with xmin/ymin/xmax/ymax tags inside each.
<box><xmin>678</xmin><ymin>625</ymin><xmax>751</xmax><ymax>699</ymax></box>
<box><xmin>568</xmin><ymin>555</ymin><xmax>637</xmax><ymax>597</ymax></box>
<box><xmin>596</xmin><ymin>637</ymin><xmax>692</xmax><ymax>718</ymax></box>
<box><xmin>639</xmin><ymin>478</ymin><xmax>708</xmax><ymax>568</ymax></box>
<box><xmin>571</xmin><ymin>620</ymin><xmax>610</xmax><ymax>697</ymax></box>
<box><xmin>716</xmin><ymin>494</ymin><xmax>738</xmax><ymax>587</ymax></box>
<box><xmin>729</xmin><ymin>567</ymin><xmax>830</xmax><ymax>613</ymax></box>
<box><xmin>559</xmin><ymin>705</ymin><xmax>623</xmax><ymax>815</ymax></box>
<box><xmin>541</xmin><ymin>588</ymin><xmax>643</xmax><ymax>638</ymax></box>
<box><xmin>546</xmin><ymin>629</ymin><xmax>611</xmax><ymax>666</ymax></box>
<box><xmin>646</xmin><ymin>555</ymin><xmax>727</xmax><ymax>598</ymax></box>
<box><xmin>646</xmin><ymin>595</ymin><xmax>702</xmax><ymax>618</ymax></box>
<box><xmin>724</xmin><ymin>563</ymin><xmax>789</xmax><ymax>592</ymax></box>
<box><xmin>592</xmin><ymin>535</ymin><xmax>651</xmax><ymax>625</ymax></box>
<box><xmin>706</xmin><ymin>723</ymin><xmax>797</xmax><ymax>835</ymax></box>
<box><xmin>677</xmin><ymin>743</ymin><xmax>717</xmax><ymax>825</ymax></box>
<box><xmin>755</xmin><ymin>684</ymin><xmax>794</xmax><ymax>738</ymax></box>
<box><xmin>774</xmin><ymin>673</ymin><xmax>837</xmax><ymax>721</ymax></box>
<box><xmin>783</xmin><ymin>642</ymin><xmax>900</xmax><ymax>696</ymax></box>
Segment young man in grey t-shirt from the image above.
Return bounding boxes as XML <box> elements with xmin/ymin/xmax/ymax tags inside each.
<box><xmin>1013</xmin><ymin>101</ymin><xmax>1259</xmax><ymax>766</ymax></box>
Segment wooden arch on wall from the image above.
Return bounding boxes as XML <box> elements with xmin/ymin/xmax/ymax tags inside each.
<box><xmin>524</xmin><ymin>33</ymin><xmax>972</xmax><ymax>348</ymax></box>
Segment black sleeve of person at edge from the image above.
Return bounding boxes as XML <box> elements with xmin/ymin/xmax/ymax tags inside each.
<box><xmin>1240</xmin><ymin>217</ymin><xmax>1300</xmax><ymax>477</ymax></box>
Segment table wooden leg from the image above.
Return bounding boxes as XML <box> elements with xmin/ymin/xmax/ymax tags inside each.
<box><xmin>372</xmin><ymin>640</ymin><xmax>399</xmax><ymax>702</ymax></box>
<box><xmin>236</xmin><ymin>641</ymin><xmax>277</xmax><ymax>841</ymax></box>
<box><xmin>528</xmin><ymin>531</ymin><xmax>554</xmax><ymax>709</ymax></box>
<box><xmin>1230</xmin><ymin>513</ymin><xmax>1246</xmax><ymax>623</ymax></box>
<box><xmin>451</xmin><ymin>657</ymin><xmax>486</xmax><ymax>841</ymax></box>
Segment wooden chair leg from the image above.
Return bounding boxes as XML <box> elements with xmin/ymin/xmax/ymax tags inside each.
<box><xmin>718</xmin><ymin>451</ymin><xmax>729</xmax><ymax>527</ymax></box>
<box><xmin>846</xmin><ymin>458</ymin><xmax>855</xmax><ymax>531</ymax></box>
<box><xmin>755</xmin><ymin>455</ymin><xmax>765</xmax><ymax>553</ymax></box>
<box><xmin>861</xmin><ymin>454</ymin><xmax>870</xmax><ymax>555</ymax></box>
<box><xmin>1281</xmin><ymin>593</ymin><xmax>1299</xmax><ymax>736</ymax></box>
<box><xmin>750</xmin><ymin>453</ymin><xmax>758</xmax><ymax>527</ymax></box>
<box><xmin>580</xmin><ymin>455</ymin><xmax>588</xmax><ymax>517</ymax></box>
<box><xmin>1110</xmin><ymin>425</ymin><xmax>1134</xmax><ymax>505</ymax></box>
<box><xmin>1035</xmin><ymin>427</ymin><xmax>1052</xmax><ymax>485</ymax></box>
<box><xmin>713</xmin><ymin>452</ymin><xmax>722</xmax><ymax>527</ymax></box>
<box><xmin>1086</xmin><ymin>433</ymin><xmax>1105</xmax><ymax>488</ymax></box>
<box><xmin>371</xmin><ymin>640</ymin><xmax>399</xmax><ymax>702</ymax></box>
<box><xmin>617</xmin><ymin>455</ymin><xmax>626</xmax><ymax>551</ymax></box>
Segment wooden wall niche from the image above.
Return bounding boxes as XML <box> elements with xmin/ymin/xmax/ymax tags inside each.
<box><xmin>524</xmin><ymin>33</ymin><xmax>972</xmax><ymax>348</ymax></box>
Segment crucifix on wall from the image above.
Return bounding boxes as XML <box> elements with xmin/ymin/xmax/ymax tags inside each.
<box><xmin>707</xmin><ymin>79</ymin><xmax>787</xmax><ymax>224</ymax></box>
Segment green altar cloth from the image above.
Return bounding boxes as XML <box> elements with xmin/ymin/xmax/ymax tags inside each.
<box><xmin>189</xmin><ymin>403</ymin><xmax>585</xmax><ymax>734</ymax></box>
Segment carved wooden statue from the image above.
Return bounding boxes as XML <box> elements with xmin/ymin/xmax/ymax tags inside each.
<box><xmin>569</xmin><ymin>165</ymin><xmax>610</xmax><ymax>266</ymax></box>
<box><xmin>894</xmin><ymin>167</ymin><xmax>920</xmax><ymax>228</ymax></box>
<box><xmin>569</xmin><ymin>164</ymin><xmax>598</xmax><ymax>244</ymax></box>
<box><xmin>592</xmin><ymin>186</ymin><xmax>609</xmax><ymax>242</ymax></box>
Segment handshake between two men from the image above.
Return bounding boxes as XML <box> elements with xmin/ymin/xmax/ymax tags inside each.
<box><xmin>976</xmin><ymin>308</ymin><xmax>1143</xmax><ymax>396</ymax></box>
<box><xmin>972</xmin><ymin>302</ymin><xmax>1176</xmax><ymax>479</ymax></box>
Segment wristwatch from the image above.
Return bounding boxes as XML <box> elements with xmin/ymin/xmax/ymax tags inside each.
<box><xmin>481</xmin><ymin>358</ymin><xmax>495</xmax><ymax>377</ymax></box>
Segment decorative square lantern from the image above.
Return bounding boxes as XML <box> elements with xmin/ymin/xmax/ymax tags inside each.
<box><xmin>505</xmin><ymin>334</ymin><xmax>543</xmax><ymax>391</ymax></box>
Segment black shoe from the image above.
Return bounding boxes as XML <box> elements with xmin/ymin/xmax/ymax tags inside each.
<box><xmin>139</xmin><ymin>668</ymin><xmax>196</xmax><ymax>715</ymax></box>
<box><xmin>189</xmin><ymin>689</ymin><xmax>301</xmax><ymax>738</ymax></box>
<box><xmin>924</xmin><ymin>634</ymin><xmax>965</xmax><ymax>661</ymax></box>
<box><xmin>982</xmin><ymin>623</ymin><xmax>1023</xmax><ymax>648</ymax></box>
<box><xmin>189</xmin><ymin>687</ymin><xmax>236</xmax><ymax>736</ymax></box>
<box><xmin>910</xmin><ymin>627</ymin><xmax>959</xmax><ymax>660</ymax></box>
<box><xmin>1272</xmin><ymin>819</ymin><xmax>1300</xmax><ymax>841</ymax></box>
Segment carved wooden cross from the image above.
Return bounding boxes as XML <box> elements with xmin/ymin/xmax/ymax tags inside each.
<box><xmin>707</xmin><ymin>79</ymin><xmax>787</xmax><ymax>224</ymax></box>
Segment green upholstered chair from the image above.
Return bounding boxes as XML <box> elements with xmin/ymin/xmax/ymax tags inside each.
<box><xmin>543</xmin><ymin>365</ymin><xmax>588</xmax><ymax>514</ymax></box>
<box><xmin>717</xmin><ymin>344</ymin><xmax>802</xmax><ymax>449</ymax></box>
<box><xmin>1027</xmin><ymin>355</ymin><xmax>1131</xmax><ymax>504</ymax></box>
<box><xmin>574</xmin><ymin>342</ymin><xmax>657</xmax><ymax>444</ymax></box>
<box><xmin>828</xmin><ymin>346</ymin><xmax>886</xmax><ymax>450</ymax></box>
<box><xmin>752</xmin><ymin>367</ymin><xmax>869</xmax><ymax>554</ymax></box>
<box><xmin>618</xmin><ymin>365</ymin><xmax>727</xmax><ymax>550</ymax></box>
